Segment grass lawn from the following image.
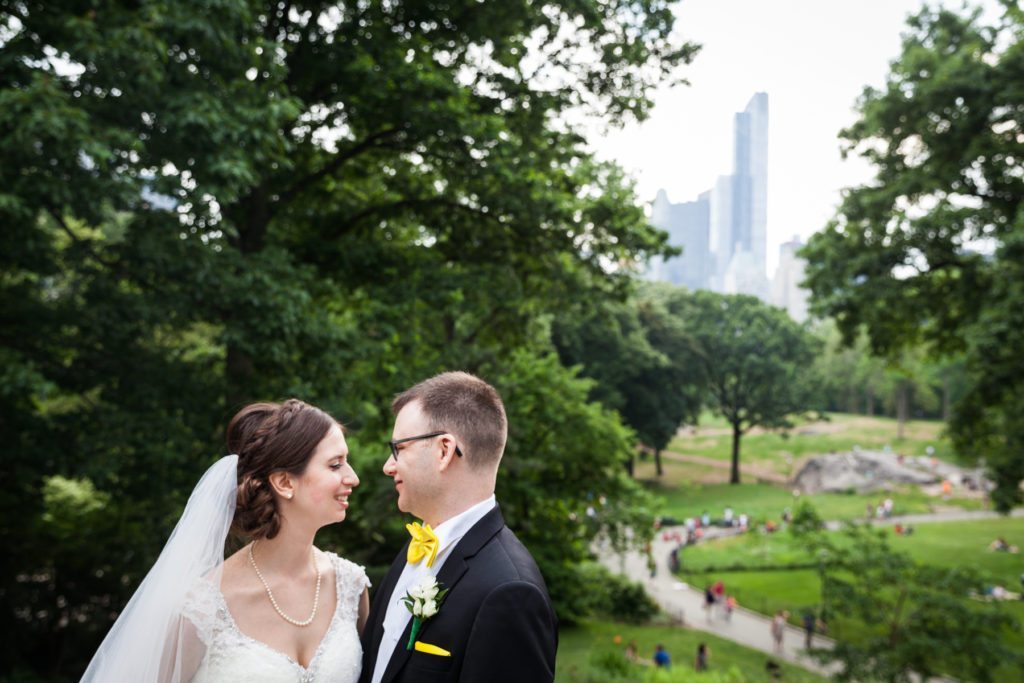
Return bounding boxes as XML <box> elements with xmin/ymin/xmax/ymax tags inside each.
<box><xmin>635</xmin><ymin>413</ymin><xmax>983</xmax><ymax>524</ymax></box>
<box><xmin>679</xmin><ymin>566</ymin><xmax>1024</xmax><ymax>682</ymax></box>
<box><xmin>668</xmin><ymin>413</ymin><xmax>958</xmax><ymax>473</ymax></box>
<box><xmin>680</xmin><ymin>517</ymin><xmax>1024</xmax><ymax>586</ymax></box>
<box><xmin>645</xmin><ymin>480</ymin><xmax>976</xmax><ymax>526</ymax></box>
<box><xmin>896</xmin><ymin>517</ymin><xmax>1024</xmax><ymax>584</ymax></box>
<box><xmin>676</xmin><ymin>532</ymin><xmax>816</xmax><ymax>573</ymax></box>
<box><xmin>680</xmin><ymin>569</ymin><xmax>821</xmax><ymax>623</ymax></box>
<box><xmin>634</xmin><ymin>458</ymin><xmax>724</xmax><ymax>485</ymax></box>
<box><xmin>557</xmin><ymin>619</ymin><xmax>826</xmax><ymax>682</ymax></box>
<box><xmin>677</xmin><ymin>517</ymin><xmax>1024</xmax><ymax>681</ymax></box>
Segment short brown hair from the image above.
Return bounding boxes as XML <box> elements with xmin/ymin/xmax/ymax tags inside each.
<box><xmin>226</xmin><ymin>399</ymin><xmax>339</xmax><ymax>539</ymax></box>
<box><xmin>392</xmin><ymin>372</ymin><xmax>507</xmax><ymax>469</ymax></box>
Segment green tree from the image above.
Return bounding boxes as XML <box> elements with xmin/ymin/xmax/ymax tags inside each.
<box><xmin>552</xmin><ymin>282</ymin><xmax>704</xmax><ymax>477</ymax></box>
<box><xmin>811</xmin><ymin>321</ymin><xmax>892</xmax><ymax>415</ymax></box>
<box><xmin>800</xmin><ymin>2</ymin><xmax>1024</xmax><ymax>509</ymax></box>
<box><xmin>491</xmin><ymin>349</ymin><xmax>656</xmax><ymax>623</ymax></box>
<box><xmin>805</xmin><ymin>524</ymin><xmax>1021</xmax><ymax>683</ymax></box>
<box><xmin>1</xmin><ymin>0</ymin><xmax>697</xmax><ymax>677</ymax></box>
<box><xmin>668</xmin><ymin>291</ymin><xmax>819</xmax><ymax>484</ymax></box>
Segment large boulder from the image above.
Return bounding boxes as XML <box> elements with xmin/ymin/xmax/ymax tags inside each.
<box><xmin>793</xmin><ymin>450</ymin><xmax>939</xmax><ymax>494</ymax></box>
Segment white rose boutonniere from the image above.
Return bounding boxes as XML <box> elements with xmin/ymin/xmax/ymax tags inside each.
<box><xmin>402</xmin><ymin>576</ymin><xmax>450</xmax><ymax>650</ymax></box>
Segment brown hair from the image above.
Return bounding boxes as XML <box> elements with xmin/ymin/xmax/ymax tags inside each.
<box><xmin>227</xmin><ymin>399</ymin><xmax>339</xmax><ymax>540</ymax></box>
<box><xmin>392</xmin><ymin>371</ymin><xmax>507</xmax><ymax>469</ymax></box>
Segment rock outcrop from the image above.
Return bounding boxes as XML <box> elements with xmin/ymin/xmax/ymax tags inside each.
<box><xmin>793</xmin><ymin>450</ymin><xmax>941</xmax><ymax>494</ymax></box>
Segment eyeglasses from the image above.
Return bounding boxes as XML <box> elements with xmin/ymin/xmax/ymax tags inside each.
<box><xmin>388</xmin><ymin>431</ymin><xmax>464</xmax><ymax>460</ymax></box>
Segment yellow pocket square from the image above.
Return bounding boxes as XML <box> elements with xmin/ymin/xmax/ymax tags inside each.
<box><xmin>414</xmin><ymin>641</ymin><xmax>451</xmax><ymax>657</ymax></box>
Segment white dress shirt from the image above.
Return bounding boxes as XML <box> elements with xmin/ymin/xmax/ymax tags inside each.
<box><xmin>370</xmin><ymin>495</ymin><xmax>497</xmax><ymax>683</ymax></box>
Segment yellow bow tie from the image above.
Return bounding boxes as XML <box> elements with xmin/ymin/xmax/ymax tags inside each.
<box><xmin>406</xmin><ymin>522</ymin><xmax>439</xmax><ymax>567</ymax></box>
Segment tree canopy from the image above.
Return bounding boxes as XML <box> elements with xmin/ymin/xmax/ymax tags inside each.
<box><xmin>801</xmin><ymin>2</ymin><xmax>1024</xmax><ymax>509</ymax></box>
<box><xmin>552</xmin><ymin>282</ymin><xmax>704</xmax><ymax>476</ymax></box>
<box><xmin>555</xmin><ymin>286</ymin><xmax>820</xmax><ymax>484</ymax></box>
<box><xmin>670</xmin><ymin>291</ymin><xmax>819</xmax><ymax>484</ymax></box>
<box><xmin>806</xmin><ymin>523</ymin><xmax>1020</xmax><ymax>683</ymax></box>
<box><xmin>1</xmin><ymin>1</ymin><xmax>698</xmax><ymax>677</ymax></box>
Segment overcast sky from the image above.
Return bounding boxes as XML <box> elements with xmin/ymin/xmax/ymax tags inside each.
<box><xmin>589</xmin><ymin>0</ymin><xmax>1001</xmax><ymax>274</ymax></box>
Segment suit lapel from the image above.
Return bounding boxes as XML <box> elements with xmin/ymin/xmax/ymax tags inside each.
<box><xmin>379</xmin><ymin>506</ymin><xmax>506</xmax><ymax>683</ymax></box>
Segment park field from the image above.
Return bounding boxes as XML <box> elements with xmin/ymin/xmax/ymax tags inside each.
<box><xmin>621</xmin><ymin>412</ymin><xmax>1023</xmax><ymax>681</ymax></box>
<box><xmin>557</xmin><ymin>619</ymin><xmax>826</xmax><ymax>682</ymax></box>
<box><xmin>634</xmin><ymin>413</ymin><xmax>984</xmax><ymax>524</ymax></box>
<box><xmin>663</xmin><ymin>412</ymin><xmax>958</xmax><ymax>478</ymax></box>
<box><xmin>645</xmin><ymin>480</ymin><xmax>980</xmax><ymax>527</ymax></box>
<box><xmin>677</xmin><ymin>517</ymin><xmax>1024</xmax><ymax>682</ymax></box>
<box><xmin>676</xmin><ymin>516</ymin><xmax>1024</xmax><ymax>580</ymax></box>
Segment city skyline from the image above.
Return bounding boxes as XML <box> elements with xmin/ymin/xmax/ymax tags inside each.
<box><xmin>648</xmin><ymin>89</ymin><xmax>810</xmax><ymax>321</ymax></box>
<box><xmin>589</xmin><ymin>0</ymin><xmax>1004</xmax><ymax>275</ymax></box>
<box><xmin>650</xmin><ymin>92</ymin><xmax>772</xmax><ymax>301</ymax></box>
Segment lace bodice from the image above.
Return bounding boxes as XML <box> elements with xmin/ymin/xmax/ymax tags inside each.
<box><xmin>184</xmin><ymin>553</ymin><xmax>369</xmax><ymax>683</ymax></box>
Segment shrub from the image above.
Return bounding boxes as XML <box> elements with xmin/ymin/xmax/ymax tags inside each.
<box><xmin>578</xmin><ymin>563</ymin><xmax>660</xmax><ymax>623</ymax></box>
<box><xmin>789</xmin><ymin>500</ymin><xmax>825</xmax><ymax>537</ymax></box>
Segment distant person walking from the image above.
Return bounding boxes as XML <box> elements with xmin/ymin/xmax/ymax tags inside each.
<box><xmin>724</xmin><ymin>594</ymin><xmax>737</xmax><ymax>621</ymax></box>
<box><xmin>704</xmin><ymin>585</ymin><xmax>715</xmax><ymax>621</ymax></box>
<box><xmin>771</xmin><ymin>610</ymin><xmax>787</xmax><ymax>653</ymax></box>
<box><xmin>712</xmin><ymin>579</ymin><xmax>725</xmax><ymax>616</ymax></box>
<box><xmin>802</xmin><ymin>610</ymin><xmax>816</xmax><ymax>649</ymax></box>
<box><xmin>694</xmin><ymin>642</ymin><xmax>710</xmax><ymax>672</ymax></box>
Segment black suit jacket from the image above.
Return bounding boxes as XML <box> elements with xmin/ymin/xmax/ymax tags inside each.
<box><xmin>359</xmin><ymin>505</ymin><xmax>557</xmax><ymax>683</ymax></box>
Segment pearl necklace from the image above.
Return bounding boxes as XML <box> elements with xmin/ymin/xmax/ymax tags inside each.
<box><xmin>248</xmin><ymin>540</ymin><xmax>322</xmax><ymax>627</ymax></box>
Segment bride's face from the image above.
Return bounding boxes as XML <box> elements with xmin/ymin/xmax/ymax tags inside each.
<box><xmin>291</xmin><ymin>424</ymin><xmax>359</xmax><ymax>528</ymax></box>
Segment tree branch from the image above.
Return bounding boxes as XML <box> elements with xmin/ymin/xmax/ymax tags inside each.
<box><xmin>328</xmin><ymin>197</ymin><xmax>496</xmax><ymax>239</ymax></box>
<box><xmin>47</xmin><ymin>208</ymin><xmax>116</xmax><ymax>269</ymax></box>
<box><xmin>279</xmin><ymin>126</ymin><xmax>407</xmax><ymax>205</ymax></box>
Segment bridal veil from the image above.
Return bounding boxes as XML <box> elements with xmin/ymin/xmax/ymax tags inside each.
<box><xmin>81</xmin><ymin>455</ymin><xmax>237</xmax><ymax>682</ymax></box>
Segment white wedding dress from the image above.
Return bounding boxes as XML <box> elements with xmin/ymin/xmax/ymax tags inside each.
<box><xmin>183</xmin><ymin>553</ymin><xmax>368</xmax><ymax>683</ymax></box>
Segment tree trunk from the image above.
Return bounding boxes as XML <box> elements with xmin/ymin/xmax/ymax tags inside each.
<box><xmin>942</xmin><ymin>376</ymin><xmax>951</xmax><ymax>422</ymax></box>
<box><xmin>655</xmin><ymin>448</ymin><xmax>663</xmax><ymax>477</ymax></box>
<box><xmin>625</xmin><ymin>454</ymin><xmax>634</xmax><ymax>478</ymax></box>
<box><xmin>896</xmin><ymin>380</ymin><xmax>909</xmax><ymax>440</ymax></box>
<box><xmin>730</xmin><ymin>425</ymin><xmax>742</xmax><ymax>484</ymax></box>
<box><xmin>847</xmin><ymin>384</ymin><xmax>858</xmax><ymax>414</ymax></box>
<box><xmin>865</xmin><ymin>390</ymin><xmax>875</xmax><ymax>416</ymax></box>
<box><xmin>226</xmin><ymin>344</ymin><xmax>255</xmax><ymax>410</ymax></box>
<box><xmin>224</xmin><ymin>186</ymin><xmax>270</xmax><ymax>409</ymax></box>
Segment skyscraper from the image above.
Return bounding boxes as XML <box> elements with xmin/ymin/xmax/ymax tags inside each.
<box><xmin>709</xmin><ymin>175</ymin><xmax>733</xmax><ymax>291</ymax></box>
<box><xmin>648</xmin><ymin>92</ymin><xmax>772</xmax><ymax>302</ymax></box>
<box><xmin>744</xmin><ymin>93</ymin><xmax>769</xmax><ymax>274</ymax></box>
<box><xmin>771</xmin><ymin>237</ymin><xmax>810</xmax><ymax>322</ymax></box>
<box><xmin>648</xmin><ymin>189</ymin><xmax>713</xmax><ymax>290</ymax></box>
<box><xmin>724</xmin><ymin>92</ymin><xmax>769</xmax><ymax>291</ymax></box>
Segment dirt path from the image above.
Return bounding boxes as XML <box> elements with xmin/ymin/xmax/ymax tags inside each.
<box><xmin>660</xmin><ymin>450</ymin><xmax>790</xmax><ymax>484</ymax></box>
<box><xmin>673</xmin><ymin>421</ymin><xmax>849</xmax><ymax>439</ymax></box>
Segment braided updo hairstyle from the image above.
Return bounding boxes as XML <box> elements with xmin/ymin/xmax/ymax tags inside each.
<box><xmin>227</xmin><ymin>399</ymin><xmax>339</xmax><ymax>540</ymax></box>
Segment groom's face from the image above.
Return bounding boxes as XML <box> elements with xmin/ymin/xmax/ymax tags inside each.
<box><xmin>385</xmin><ymin>400</ymin><xmax>442</xmax><ymax>519</ymax></box>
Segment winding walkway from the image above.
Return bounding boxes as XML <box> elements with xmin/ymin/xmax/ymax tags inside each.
<box><xmin>599</xmin><ymin>531</ymin><xmax>838</xmax><ymax>677</ymax></box>
<box><xmin>601</xmin><ymin>508</ymin><xmax>1023</xmax><ymax>679</ymax></box>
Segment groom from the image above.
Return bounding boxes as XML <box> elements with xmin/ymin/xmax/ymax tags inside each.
<box><xmin>359</xmin><ymin>372</ymin><xmax>557</xmax><ymax>683</ymax></box>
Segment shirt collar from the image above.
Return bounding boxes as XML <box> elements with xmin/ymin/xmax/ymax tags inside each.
<box><xmin>432</xmin><ymin>495</ymin><xmax>496</xmax><ymax>555</ymax></box>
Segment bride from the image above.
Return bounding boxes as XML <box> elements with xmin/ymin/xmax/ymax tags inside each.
<box><xmin>82</xmin><ymin>399</ymin><xmax>369</xmax><ymax>682</ymax></box>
